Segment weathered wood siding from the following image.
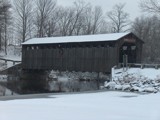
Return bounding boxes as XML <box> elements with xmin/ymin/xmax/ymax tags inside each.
<box><xmin>22</xmin><ymin>45</ymin><xmax>117</xmax><ymax>73</ymax></box>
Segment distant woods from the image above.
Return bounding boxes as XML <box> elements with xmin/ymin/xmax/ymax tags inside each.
<box><xmin>132</xmin><ymin>0</ymin><xmax>160</xmax><ymax>63</ymax></box>
<box><xmin>0</xmin><ymin>0</ymin><xmax>160</xmax><ymax>63</ymax></box>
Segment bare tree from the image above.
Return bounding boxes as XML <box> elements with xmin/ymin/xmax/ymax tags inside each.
<box><xmin>35</xmin><ymin>0</ymin><xmax>56</xmax><ymax>37</ymax></box>
<box><xmin>98</xmin><ymin>20</ymin><xmax>112</xmax><ymax>34</ymax></box>
<box><xmin>140</xmin><ymin>0</ymin><xmax>160</xmax><ymax>14</ymax></box>
<box><xmin>73</xmin><ymin>4</ymin><xmax>105</xmax><ymax>35</ymax></box>
<box><xmin>3</xmin><ymin>0</ymin><xmax>11</xmax><ymax>55</ymax></box>
<box><xmin>45</xmin><ymin>8</ymin><xmax>61</xmax><ymax>37</ymax></box>
<box><xmin>91</xmin><ymin>6</ymin><xmax>103</xmax><ymax>34</ymax></box>
<box><xmin>57</xmin><ymin>7</ymin><xmax>74</xmax><ymax>36</ymax></box>
<box><xmin>107</xmin><ymin>3</ymin><xmax>130</xmax><ymax>33</ymax></box>
<box><xmin>80</xmin><ymin>5</ymin><xmax>92</xmax><ymax>35</ymax></box>
<box><xmin>68</xmin><ymin>1</ymin><xmax>89</xmax><ymax>36</ymax></box>
<box><xmin>132</xmin><ymin>16</ymin><xmax>147</xmax><ymax>40</ymax></box>
<box><xmin>82</xmin><ymin>5</ymin><xmax>104</xmax><ymax>35</ymax></box>
<box><xmin>57</xmin><ymin>1</ymin><xmax>89</xmax><ymax>36</ymax></box>
<box><xmin>139</xmin><ymin>0</ymin><xmax>160</xmax><ymax>63</ymax></box>
<box><xmin>13</xmin><ymin>0</ymin><xmax>33</xmax><ymax>43</ymax></box>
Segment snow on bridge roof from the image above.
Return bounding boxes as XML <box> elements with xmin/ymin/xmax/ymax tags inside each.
<box><xmin>22</xmin><ymin>32</ymin><xmax>130</xmax><ymax>45</ymax></box>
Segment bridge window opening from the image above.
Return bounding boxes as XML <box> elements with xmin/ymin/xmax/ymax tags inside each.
<box><xmin>27</xmin><ymin>46</ymin><xmax>30</xmax><ymax>50</ymax></box>
<box><xmin>31</xmin><ymin>46</ymin><xmax>35</xmax><ymax>50</ymax></box>
<box><xmin>131</xmin><ymin>46</ymin><xmax>136</xmax><ymax>50</ymax></box>
<box><xmin>123</xmin><ymin>46</ymin><xmax>127</xmax><ymax>50</ymax></box>
<box><xmin>36</xmin><ymin>46</ymin><xmax>39</xmax><ymax>50</ymax></box>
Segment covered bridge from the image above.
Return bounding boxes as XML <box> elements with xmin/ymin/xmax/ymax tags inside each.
<box><xmin>22</xmin><ymin>32</ymin><xmax>144</xmax><ymax>73</ymax></box>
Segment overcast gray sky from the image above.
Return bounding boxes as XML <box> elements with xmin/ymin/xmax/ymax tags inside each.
<box><xmin>57</xmin><ymin>0</ymin><xmax>142</xmax><ymax>20</ymax></box>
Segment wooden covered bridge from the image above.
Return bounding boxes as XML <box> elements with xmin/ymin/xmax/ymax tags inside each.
<box><xmin>22</xmin><ymin>32</ymin><xmax>144</xmax><ymax>73</ymax></box>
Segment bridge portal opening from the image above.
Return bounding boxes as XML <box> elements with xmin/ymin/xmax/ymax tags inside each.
<box><xmin>119</xmin><ymin>43</ymin><xmax>137</xmax><ymax>63</ymax></box>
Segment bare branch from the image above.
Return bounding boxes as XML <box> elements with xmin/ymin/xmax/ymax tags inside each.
<box><xmin>140</xmin><ymin>0</ymin><xmax>160</xmax><ymax>14</ymax></box>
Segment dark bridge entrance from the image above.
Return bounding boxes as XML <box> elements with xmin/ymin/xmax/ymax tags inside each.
<box><xmin>119</xmin><ymin>43</ymin><xmax>137</xmax><ymax>63</ymax></box>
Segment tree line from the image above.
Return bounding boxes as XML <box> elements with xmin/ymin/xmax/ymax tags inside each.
<box><xmin>132</xmin><ymin>0</ymin><xmax>160</xmax><ymax>63</ymax></box>
<box><xmin>0</xmin><ymin>0</ymin><xmax>160</xmax><ymax>63</ymax></box>
<box><xmin>0</xmin><ymin>0</ymin><xmax>130</xmax><ymax>51</ymax></box>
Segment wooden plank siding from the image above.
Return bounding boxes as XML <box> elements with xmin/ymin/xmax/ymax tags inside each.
<box><xmin>22</xmin><ymin>44</ymin><xmax>118</xmax><ymax>73</ymax></box>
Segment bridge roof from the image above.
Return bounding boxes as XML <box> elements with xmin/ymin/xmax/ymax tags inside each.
<box><xmin>22</xmin><ymin>32</ymin><xmax>132</xmax><ymax>45</ymax></box>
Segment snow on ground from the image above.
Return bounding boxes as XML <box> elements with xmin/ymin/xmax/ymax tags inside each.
<box><xmin>104</xmin><ymin>68</ymin><xmax>160</xmax><ymax>93</ymax></box>
<box><xmin>0</xmin><ymin>92</ymin><xmax>160</xmax><ymax>120</ymax></box>
<box><xmin>112</xmin><ymin>68</ymin><xmax>160</xmax><ymax>80</ymax></box>
<box><xmin>1</xmin><ymin>55</ymin><xmax>21</xmax><ymax>61</ymax></box>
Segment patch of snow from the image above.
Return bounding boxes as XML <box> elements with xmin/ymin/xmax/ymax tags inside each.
<box><xmin>58</xmin><ymin>76</ymin><xmax>69</xmax><ymax>82</ymax></box>
<box><xmin>142</xmin><ymin>87</ymin><xmax>158</xmax><ymax>93</ymax></box>
<box><xmin>104</xmin><ymin>81</ymin><xmax>116</xmax><ymax>89</ymax></box>
<box><xmin>130</xmin><ymin>86</ymin><xmax>142</xmax><ymax>92</ymax></box>
<box><xmin>122</xmin><ymin>84</ymin><xmax>131</xmax><ymax>91</ymax></box>
<box><xmin>115</xmin><ymin>85</ymin><xmax>122</xmax><ymax>90</ymax></box>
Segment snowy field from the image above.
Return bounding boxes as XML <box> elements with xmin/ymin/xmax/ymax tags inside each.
<box><xmin>0</xmin><ymin>92</ymin><xmax>160</xmax><ymax>120</ymax></box>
